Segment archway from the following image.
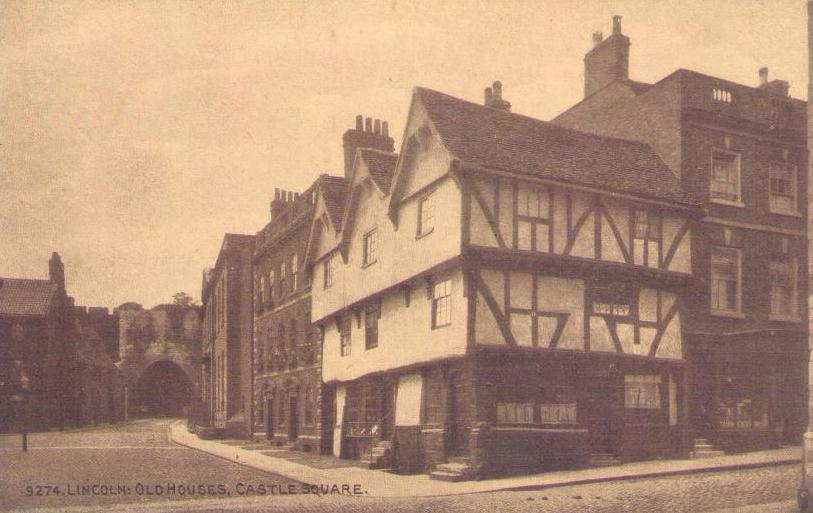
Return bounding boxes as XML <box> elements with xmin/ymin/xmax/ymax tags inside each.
<box><xmin>130</xmin><ymin>360</ymin><xmax>193</xmax><ymax>417</ymax></box>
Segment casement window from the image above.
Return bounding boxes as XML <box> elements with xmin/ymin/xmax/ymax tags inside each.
<box><xmin>323</xmin><ymin>255</ymin><xmax>335</xmax><ymax>289</ymax></box>
<box><xmin>417</xmin><ymin>191</ymin><xmax>436</xmax><ymax>237</ymax></box>
<box><xmin>431</xmin><ymin>279</ymin><xmax>452</xmax><ymax>328</ymax></box>
<box><xmin>710</xmin><ymin>149</ymin><xmax>741</xmax><ymax>203</ymax></box>
<box><xmin>516</xmin><ymin>185</ymin><xmax>550</xmax><ymax>252</ymax></box>
<box><xmin>497</xmin><ymin>402</ymin><xmax>535</xmax><ymax>424</ymax></box>
<box><xmin>363</xmin><ymin>229</ymin><xmax>378</xmax><ymax>266</ymax></box>
<box><xmin>280</xmin><ymin>261</ymin><xmax>287</xmax><ymax>294</ymax></box>
<box><xmin>268</xmin><ymin>270</ymin><xmax>275</xmax><ymax>301</ymax></box>
<box><xmin>259</xmin><ymin>276</ymin><xmax>267</xmax><ymax>306</ymax></box>
<box><xmin>340</xmin><ymin>316</ymin><xmax>352</xmax><ymax>357</ymax></box>
<box><xmin>291</xmin><ymin>254</ymin><xmax>298</xmax><ymax>291</ymax></box>
<box><xmin>624</xmin><ymin>375</ymin><xmax>662</xmax><ymax>409</ymax></box>
<box><xmin>633</xmin><ymin>209</ymin><xmax>661</xmax><ymax>267</ymax></box>
<box><xmin>769</xmin><ymin>162</ymin><xmax>798</xmax><ymax>215</ymax></box>
<box><xmin>711</xmin><ymin>246</ymin><xmax>741</xmax><ymax>314</ymax></box>
<box><xmin>591</xmin><ymin>282</ymin><xmax>634</xmax><ymax>317</ymax></box>
<box><xmin>364</xmin><ymin>301</ymin><xmax>380</xmax><ymax>349</ymax></box>
<box><xmin>769</xmin><ymin>258</ymin><xmax>797</xmax><ymax>319</ymax></box>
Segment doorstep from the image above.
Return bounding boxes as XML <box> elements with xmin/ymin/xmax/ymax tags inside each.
<box><xmin>169</xmin><ymin>421</ymin><xmax>801</xmax><ymax>498</ymax></box>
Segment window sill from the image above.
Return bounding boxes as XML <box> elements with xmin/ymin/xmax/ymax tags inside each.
<box><xmin>769</xmin><ymin>314</ymin><xmax>801</xmax><ymax>323</ymax></box>
<box><xmin>416</xmin><ymin>228</ymin><xmax>434</xmax><ymax>240</ymax></box>
<box><xmin>361</xmin><ymin>260</ymin><xmax>377</xmax><ymax>269</ymax></box>
<box><xmin>709</xmin><ymin>198</ymin><xmax>745</xmax><ymax>208</ymax></box>
<box><xmin>769</xmin><ymin>209</ymin><xmax>802</xmax><ymax>218</ymax></box>
<box><xmin>365</xmin><ymin>345</ymin><xmax>378</xmax><ymax>351</ymax></box>
<box><xmin>431</xmin><ymin>322</ymin><xmax>451</xmax><ymax>330</ymax></box>
<box><xmin>710</xmin><ymin>310</ymin><xmax>746</xmax><ymax>319</ymax></box>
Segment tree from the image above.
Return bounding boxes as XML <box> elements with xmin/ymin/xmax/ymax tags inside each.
<box><xmin>172</xmin><ymin>292</ymin><xmax>196</xmax><ymax>307</ymax></box>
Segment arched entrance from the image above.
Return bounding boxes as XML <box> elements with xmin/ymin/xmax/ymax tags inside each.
<box><xmin>130</xmin><ymin>360</ymin><xmax>193</xmax><ymax>417</ymax></box>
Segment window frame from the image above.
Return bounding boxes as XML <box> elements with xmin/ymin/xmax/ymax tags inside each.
<box><xmin>340</xmin><ymin>316</ymin><xmax>352</xmax><ymax>357</ymax></box>
<box><xmin>633</xmin><ymin>209</ymin><xmax>661</xmax><ymax>267</ymax></box>
<box><xmin>769</xmin><ymin>257</ymin><xmax>798</xmax><ymax>321</ymax></box>
<box><xmin>364</xmin><ymin>301</ymin><xmax>380</xmax><ymax>350</ymax></box>
<box><xmin>323</xmin><ymin>254</ymin><xmax>335</xmax><ymax>289</ymax></box>
<box><xmin>363</xmin><ymin>228</ymin><xmax>378</xmax><ymax>267</ymax></box>
<box><xmin>431</xmin><ymin>279</ymin><xmax>452</xmax><ymax>329</ymax></box>
<box><xmin>710</xmin><ymin>246</ymin><xmax>743</xmax><ymax>317</ymax></box>
<box><xmin>709</xmin><ymin>148</ymin><xmax>743</xmax><ymax>206</ymax></box>
<box><xmin>417</xmin><ymin>191</ymin><xmax>436</xmax><ymax>238</ymax></box>
<box><xmin>515</xmin><ymin>184</ymin><xmax>551</xmax><ymax>252</ymax></box>
<box><xmin>768</xmin><ymin>161</ymin><xmax>799</xmax><ymax>216</ymax></box>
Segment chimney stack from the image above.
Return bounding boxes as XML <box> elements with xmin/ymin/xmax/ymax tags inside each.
<box><xmin>49</xmin><ymin>252</ymin><xmax>65</xmax><ymax>291</ymax></box>
<box><xmin>758</xmin><ymin>66</ymin><xmax>790</xmax><ymax>97</ymax></box>
<box><xmin>342</xmin><ymin>114</ymin><xmax>395</xmax><ymax>178</ymax></box>
<box><xmin>584</xmin><ymin>15</ymin><xmax>631</xmax><ymax>98</ymax></box>
<box><xmin>484</xmin><ymin>80</ymin><xmax>511</xmax><ymax>111</ymax></box>
<box><xmin>759</xmin><ymin>66</ymin><xmax>769</xmax><ymax>86</ymax></box>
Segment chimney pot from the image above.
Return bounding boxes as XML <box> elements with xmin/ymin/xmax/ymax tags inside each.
<box><xmin>484</xmin><ymin>87</ymin><xmax>493</xmax><ymax>105</ymax></box>
<box><xmin>493</xmin><ymin>81</ymin><xmax>503</xmax><ymax>99</ymax></box>
<box><xmin>592</xmin><ymin>31</ymin><xmax>603</xmax><ymax>46</ymax></box>
<box><xmin>365</xmin><ymin>117</ymin><xmax>372</xmax><ymax>132</ymax></box>
<box><xmin>612</xmin><ymin>15</ymin><xmax>622</xmax><ymax>34</ymax></box>
<box><xmin>759</xmin><ymin>66</ymin><xmax>769</xmax><ymax>86</ymax></box>
<box><xmin>382</xmin><ymin>121</ymin><xmax>389</xmax><ymax>137</ymax></box>
<box><xmin>355</xmin><ymin>115</ymin><xmax>363</xmax><ymax>130</ymax></box>
<box><xmin>374</xmin><ymin>119</ymin><xmax>381</xmax><ymax>134</ymax></box>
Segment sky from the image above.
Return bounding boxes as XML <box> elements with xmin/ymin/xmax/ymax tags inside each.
<box><xmin>0</xmin><ymin>0</ymin><xmax>808</xmax><ymax>309</ymax></box>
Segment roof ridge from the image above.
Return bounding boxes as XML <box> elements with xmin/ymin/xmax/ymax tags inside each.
<box><xmin>359</xmin><ymin>147</ymin><xmax>399</xmax><ymax>157</ymax></box>
<box><xmin>0</xmin><ymin>276</ymin><xmax>53</xmax><ymax>283</ymax></box>
<box><xmin>415</xmin><ymin>86</ymin><xmax>659</xmax><ymax>149</ymax></box>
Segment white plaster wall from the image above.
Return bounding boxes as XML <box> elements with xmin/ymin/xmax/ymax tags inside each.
<box><xmin>395</xmin><ymin>373</ymin><xmax>423</xmax><ymax>426</ymax></box>
<box><xmin>322</xmin><ymin>268</ymin><xmax>467</xmax><ymax>382</ymax></box>
<box><xmin>333</xmin><ymin>385</ymin><xmax>346</xmax><ymax>457</ymax></box>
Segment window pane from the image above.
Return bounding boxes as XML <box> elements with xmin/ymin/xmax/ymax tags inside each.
<box><xmin>711</xmin><ymin>151</ymin><xmax>740</xmax><ymax>201</ymax></box>
<box><xmin>711</xmin><ymin>247</ymin><xmax>740</xmax><ymax>312</ymax></box>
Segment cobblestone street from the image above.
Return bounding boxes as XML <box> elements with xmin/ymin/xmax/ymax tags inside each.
<box><xmin>0</xmin><ymin>419</ymin><xmax>803</xmax><ymax>513</ymax></box>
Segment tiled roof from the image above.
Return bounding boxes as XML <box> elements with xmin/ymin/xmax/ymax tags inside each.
<box><xmin>359</xmin><ymin>148</ymin><xmax>398</xmax><ymax>194</ymax></box>
<box><xmin>319</xmin><ymin>175</ymin><xmax>349</xmax><ymax>230</ymax></box>
<box><xmin>416</xmin><ymin>87</ymin><xmax>698</xmax><ymax>207</ymax></box>
<box><xmin>0</xmin><ymin>278</ymin><xmax>58</xmax><ymax>317</ymax></box>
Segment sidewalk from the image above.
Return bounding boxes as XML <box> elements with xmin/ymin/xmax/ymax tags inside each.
<box><xmin>170</xmin><ymin>421</ymin><xmax>802</xmax><ymax>498</ymax></box>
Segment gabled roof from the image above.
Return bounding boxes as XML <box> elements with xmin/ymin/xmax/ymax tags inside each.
<box><xmin>358</xmin><ymin>148</ymin><xmax>399</xmax><ymax>194</ymax></box>
<box><xmin>415</xmin><ymin>87</ymin><xmax>698</xmax><ymax>207</ymax></box>
<box><xmin>320</xmin><ymin>175</ymin><xmax>349</xmax><ymax>231</ymax></box>
<box><xmin>0</xmin><ymin>278</ymin><xmax>58</xmax><ymax>317</ymax></box>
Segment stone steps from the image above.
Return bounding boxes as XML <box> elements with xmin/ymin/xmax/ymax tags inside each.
<box><xmin>589</xmin><ymin>453</ymin><xmax>622</xmax><ymax>467</ymax></box>
<box><xmin>429</xmin><ymin>458</ymin><xmax>474</xmax><ymax>482</ymax></box>
<box><xmin>692</xmin><ymin>438</ymin><xmax>725</xmax><ymax>459</ymax></box>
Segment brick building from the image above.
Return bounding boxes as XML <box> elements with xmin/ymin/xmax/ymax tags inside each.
<box><xmin>200</xmin><ymin>233</ymin><xmax>255</xmax><ymax>438</ymax></box>
<box><xmin>309</xmin><ymin>85</ymin><xmax>701</xmax><ymax>479</ymax></box>
<box><xmin>555</xmin><ymin>16</ymin><xmax>808</xmax><ymax>452</ymax></box>
<box><xmin>0</xmin><ymin>253</ymin><xmax>123</xmax><ymax>432</ymax></box>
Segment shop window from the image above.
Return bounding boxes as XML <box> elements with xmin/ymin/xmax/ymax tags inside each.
<box><xmin>539</xmin><ymin>403</ymin><xmax>577</xmax><ymax>425</ymax></box>
<box><xmin>364</xmin><ymin>301</ymin><xmax>380</xmax><ymax>350</ymax></box>
<box><xmin>497</xmin><ymin>402</ymin><xmax>535</xmax><ymax>424</ymax></box>
<box><xmin>592</xmin><ymin>282</ymin><xmax>634</xmax><ymax>317</ymax></box>
<box><xmin>711</xmin><ymin>246</ymin><xmax>741</xmax><ymax>314</ymax></box>
<box><xmin>624</xmin><ymin>375</ymin><xmax>662</xmax><ymax>409</ymax></box>
<box><xmin>769</xmin><ymin>258</ymin><xmax>797</xmax><ymax>319</ymax></box>
<box><xmin>340</xmin><ymin>316</ymin><xmax>352</xmax><ymax>357</ymax></box>
<box><xmin>633</xmin><ymin>209</ymin><xmax>661</xmax><ymax>267</ymax></box>
<box><xmin>431</xmin><ymin>279</ymin><xmax>452</xmax><ymax>328</ymax></box>
<box><xmin>516</xmin><ymin>184</ymin><xmax>550</xmax><ymax>252</ymax></box>
<box><xmin>718</xmin><ymin>369</ymin><xmax>769</xmax><ymax>430</ymax></box>
<box><xmin>769</xmin><ymin>162</ymin><xmax>797</xmax><ymax>214</ymax></box>
<box><xmin>710</xmin><ymin>149</ymin><xmax>741</xmax><ymax>203</ymax></box>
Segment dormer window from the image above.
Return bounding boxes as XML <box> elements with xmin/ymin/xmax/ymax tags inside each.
<box><xmin>713</xmin><ymin>88</ymin><xmax>732</xmax><ymax>103</ymax></box>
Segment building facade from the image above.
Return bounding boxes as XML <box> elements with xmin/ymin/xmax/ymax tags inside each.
<box><xmin>200</xmin><ymin>233</ymin><xmax>255</xmax><ymax>438</ymax></box>
<box><xmin>0</xmin><ymin>253</ymin><xmax>123</xmax><ymax>432</ymax></box>
<box><xmin>555</xmin><ymin>16</ymin><xmax>809</xmax><ymax>453</ymax></box>
<box><xmin>252</xmin><ymin>184</ymin><xmax>322</xmax><ymax>451</ymax></box>
<box><xmin>308</xmin><ymin>85</ymin><xmax>701</xmax><ymax>479</ymax></box>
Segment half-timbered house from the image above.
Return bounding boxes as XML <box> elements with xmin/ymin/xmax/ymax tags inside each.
<box><xmin>308</xmin><ymin>84</ymin><xmax>702</xmax><ymax>479</ymax></box>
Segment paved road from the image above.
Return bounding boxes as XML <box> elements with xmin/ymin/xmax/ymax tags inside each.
<box><xmin>0</xmin><ymin>419</ymin><xmax>804</xmax><ymax>512</ymax></box>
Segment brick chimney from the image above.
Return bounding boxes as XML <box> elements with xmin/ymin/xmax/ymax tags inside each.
<box><xmin>484</xmin><ymin>81</ymin><xmax>511</xmax><ymax>111</ymax></box>
<box><xmin>758</xmin><ymin>67</ymin><xmax>790</xmax><ymax>97</ymax></box>
<box><xmin>342</xmin><ymin>115</ymin><xmax>395</xmax><ymax>178</ymax></box>
<box><xmin>49</xmin><ymin>252</ymin><xmax>65</xmax><ymax>291</ymax></box>
<box><xmin>584</xmin><ymin>15</ymin><xmax>630</xmax><ymax>97</ymax></box>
